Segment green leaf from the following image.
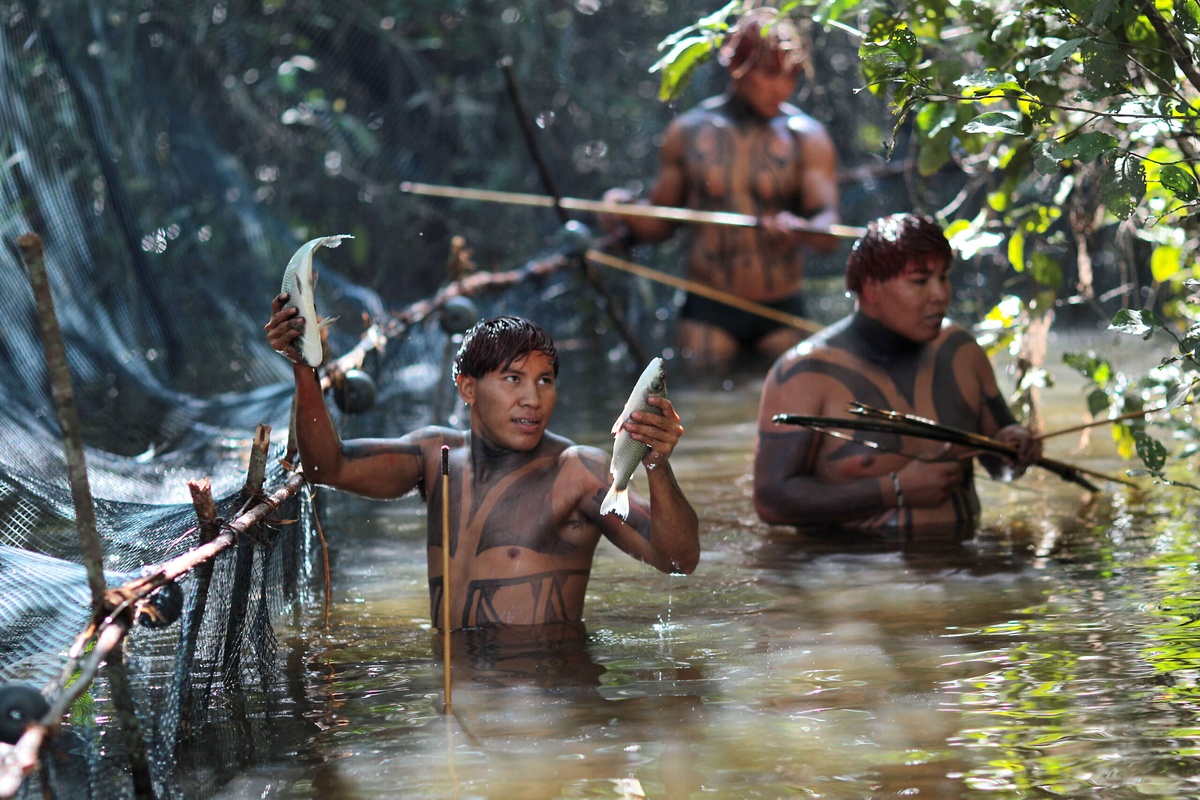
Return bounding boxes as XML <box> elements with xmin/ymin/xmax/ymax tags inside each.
<box><xmin>652</xmin><ymin>38</ymin><xmax>714</xmax><ymax>101</ymax></box>
<box><xmin>885</xmin><ymin>27</ymin><xmax>918</xmax><ymax>63</ymax></box>
<box><xmin>1151</xmin><ymin>245</ymin><xmax>1183</xmax><ymax>282</ymax></box>
<box><xmin>1030</xmin><ymin>252</ymin><xmax>1063</xmax><ymax>288</ymax></box>
<box><xmin>1058</xmin><ymin>132</ymin><xmax>1117</xmax><ymax>162</ymax></box>
<box><xmin>963</xmin><ymin>111</ymin><xmax>1023</xmax><ymax>136</ymax></box>
<box><xmin>1101</xmin><ymin>155</ymin><xmax>1147</xmax><ymax>219</ymax></box>
<box><xmin>1134</xmin><ymin>430</ymin><xmax>1168</xmax><ymax>472</ymax></box>
<box><xmin>1109</xmin><ymin>308</ymin><xmax>1162</xmax><ymax>339</ymax></box>
<box><xmin>1081</xmin><ymin>40</ymin><xmax>1128</xmax><ymax>89</ymax></box>
<box><xmin>1091</xmin><ymin>0</ymin><xmax>1120</xmax><ymax>27</ymax></box>
<box><xmin>1028</xmin><ymin>38</ymin><xmax>1084</xmax><ymax>78</ymax></box>
<box><xmin>953</xmin><ymin>70</ymin><xmax>1021</xmax><ymax>93</ymax></box>
<box><xmin>1008</xmin><ymin>231</ymin><xmax>1025</xmax><ymax>271</ymax></box>
<box><xmin>1179</xmin><ymin>0</ymin><xmax>1200</xmax><ymax>35</ymax></box>
<box><xmin>1064</xmin><ymin>351</ymin><xmax>1114</xmax><ymax>384</ymax></box>
<box><xmin>1033</xmin><ymin>142</ymin><xmax>1060</xmax><ymax>174</ymax></box>
<box><xmin>1088</xmin><ymin>387</ymin><xmax>1112</xmax><ymax>416</ymax></box>
<box><xmin>1160</xmin><ymin>164</ymin><xmax>1200</xmax><ymax>201</ymax></box>
<box><xmin>1163</xmin><ymin>380</ymin><xmax>1196</xmax><ymax>414</ymax></box>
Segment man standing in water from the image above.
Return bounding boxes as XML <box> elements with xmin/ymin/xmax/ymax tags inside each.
<box><xmin>753</xmin><ymin>214</ymin><xmax>1041</xmax><ymax>531</ymax></box>
<box><xmin>266</xmin><ymin>308</ymin><xmax>699</xmax><ymax>629</ymax></box>
<box><xmin>600</xmin><ymin>10</ymin><xmax>839</xmax><ymax>371</ymax></box>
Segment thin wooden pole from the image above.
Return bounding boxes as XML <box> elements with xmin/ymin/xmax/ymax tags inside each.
<box><xmin>585</xmin><ymin>249</ymin><xmax>825</xmax><ymax>335</ymax></box>
<box><xmin>495</xmin><ymin>62</ymin><xmax>648</xmax><ymax>366</ymax></box>
<box><xmin>441</xmin><ymin>446</ymin><xmax>452</xmax><ymax>714</ymax></box>
<box><xmin>1034</xmin><ymin>402</ymin><xmax>1192</xmax><ymax>442</ymax></box>
<box><xmin>18</xmin><ymin>233</ymin><xmax>107</xmax><ymax>610</ymax></box>
<box><xmin>399</xmin><ymin>182</ymin><xmax>868</xmax><ymax>238</ymax></box>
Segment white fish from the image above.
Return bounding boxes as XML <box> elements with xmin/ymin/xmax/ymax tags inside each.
<box><xmin>600</xmin><ymin>357</ymin><xmax>667</xmax><ymax>520</ymax></box>
<box><xmin>280</xmin><ymin>235</ymin><xmax>352</xmax><ymax>367</ymax></box>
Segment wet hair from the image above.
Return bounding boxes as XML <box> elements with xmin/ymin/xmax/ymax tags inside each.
<box><xmin>718</xmin><ymin>10</ymin><xmax>810</xmax><ymax>79</ymax></box>
<box><xmin>452</xmin><ymin>316</ymin><xmax>559</xmax><ymax>382</ymax></box>
<box><xmin>845</xmin><ymin>214</ymin><xmax>953</xmax><ymax>295</ymax></box>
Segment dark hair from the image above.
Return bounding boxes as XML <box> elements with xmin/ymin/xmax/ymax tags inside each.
<box><xmin>718</xmin><ymin>11</ymin><xmax>809</xmax><ymax>79</ymax></box>
<box><xmin>452</xmin><ymin>316</ymin><xmax>559</xmax><ymax>382</ymax></box>
<box><xmin>845</xmin><ymin>214</ymin><xmax>953</xmax><ymax>295</ymax></box>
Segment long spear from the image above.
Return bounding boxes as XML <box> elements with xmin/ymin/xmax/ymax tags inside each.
<box><xmin>399</xmin><ymin>181</ymin><xmax>868</xmax><ymax>238</ymax></box>
<box><xmin>772</xmin><ymin>408</ymin><xmax>1135</xmax><ymax>491</ymax></box>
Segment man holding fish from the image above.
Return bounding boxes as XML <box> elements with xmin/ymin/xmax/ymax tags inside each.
<box><xmin>753</xmin><ymin>214</ymin><xmax>1042</xmax><ymax>531</ymax></box>
<box><xmin>266</xmin><ymin>302</ymin><xmax>699</xmax><ymax>630</ymax></box>
<box><xmin>600</xmin><ymin>11</ymin><xmax>839</xmax><ymax>372</ymax></box>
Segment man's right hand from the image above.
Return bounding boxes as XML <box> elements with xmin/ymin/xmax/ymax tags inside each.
<box><xmin>895</xmin><ymin>445</ymin><xmax>966</xmax><ymax>507</ymax></box>
<box><xmin>265</xmin><ymin>294</ymin><xmax>306</xmax><ymax>365</ymax></box>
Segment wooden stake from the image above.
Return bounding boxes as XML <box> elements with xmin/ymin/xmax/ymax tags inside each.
<box><xmin>441</xmin><ymin>445</ymin><xmax>452</xmax><ymax>713</ymax></box>
<box><xmin>244</xmin><ymin>424</ymin><xmax>272</xmax><ymax>496</ymax></box>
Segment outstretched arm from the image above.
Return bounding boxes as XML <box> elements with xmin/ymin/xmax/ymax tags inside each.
<box><xmin>582</xmin><ymin>396</ymin><xmax>700</xmax><ymax>575</ymax></box>
<box><xmin>266</xmin><ymin>294</ymin><xmax>426</xmax><ymax>499</ymax></box>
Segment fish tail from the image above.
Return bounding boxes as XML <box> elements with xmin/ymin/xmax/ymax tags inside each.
<box><xmin>600</xmin><ymin>483</ymin><xmax>630</xmax><ymax>520</ymax></box>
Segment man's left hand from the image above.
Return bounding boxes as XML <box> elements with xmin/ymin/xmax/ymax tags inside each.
<box><xmin>626</xmin><ymin>396</ymin><xmax>684</xmax><ymax>469</ymax></box>
<box><xmin>995</xmin><ymin>424</ymin><xmax>1042</xmax><ymax>476</ymax></box>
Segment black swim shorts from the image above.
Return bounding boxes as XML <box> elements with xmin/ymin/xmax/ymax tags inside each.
<box><xmin>680</xmin><ymin>292</ymin><xmax>807</xmax><ymax>349</ymax></box>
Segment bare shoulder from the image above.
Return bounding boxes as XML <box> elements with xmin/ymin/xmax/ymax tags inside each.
<box><xmin>559</xmin><ymin>443</ymin><xmax>609</xmax><ymax>477</ymax></box>
<box><xmin>935</xmin><ymin>322</ymin><xmax>989</xmax><ymax>361</ymax></box>
<box><xmin>768</xmin><ymin>330</ymin><xmax>851</xmax><ymax>386</ymax></box>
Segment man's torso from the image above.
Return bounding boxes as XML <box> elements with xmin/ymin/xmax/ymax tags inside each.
<box><xmin>418</xmin><ymin>430</ymin><xmax>609</xmax><ymax>628</ymax></box>
<box><xmin>678</xmin><ymin>97</ymin><xmax>815</xmax><ymax>301</ymax></box>
<box><xmin>771</xmin><ymin>314</ymin><xmax>987</xmax><ymax>529</ymax></box>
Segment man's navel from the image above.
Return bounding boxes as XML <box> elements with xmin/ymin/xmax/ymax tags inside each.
<box><xmin>507</xmin><ymin>547</ymin><xmax>520</xmax><ymax>559</ymax></box>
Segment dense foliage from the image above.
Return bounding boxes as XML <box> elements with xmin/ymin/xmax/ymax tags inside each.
<box><xmin>659</xmin><ymin>0</ymin><xmax>1200</xmax><ymax>481</ymax></box>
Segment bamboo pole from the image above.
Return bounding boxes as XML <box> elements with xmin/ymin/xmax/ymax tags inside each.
<box><xmin>399</xmin><ymin>182</ymin><xmax>868</xmax><ymax>238</ymax></box>
<box><xmin>585</xmin><ymin>249</ymin><xmax>825</xmax><ymax>335</ymax></box>
<box><xmin>441</xmin><ymin>446</ymin><xmax>452</xmax><ymax>714</ymax></box>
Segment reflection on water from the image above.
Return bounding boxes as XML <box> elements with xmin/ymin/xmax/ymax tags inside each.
<box><xmin>183</xmin><ymin>334</ymin><xmax>1200</xmax><ymax>799</ymax></box>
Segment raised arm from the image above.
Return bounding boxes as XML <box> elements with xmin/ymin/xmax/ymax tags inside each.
<box><xmin>578</xmin><ymin>396</ymin><xmax>699</xmax><ymax>575</ymax></box>
<box><xmin>266</xmin><ymin>294</ymin><xmax>427</xmax><ymax>499</ymax></box>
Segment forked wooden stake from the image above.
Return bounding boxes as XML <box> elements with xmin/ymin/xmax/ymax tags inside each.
<box><xmin>441</xmin><ymin>445</ymin><xmax>452</xmax><ymax>714</ymax></box>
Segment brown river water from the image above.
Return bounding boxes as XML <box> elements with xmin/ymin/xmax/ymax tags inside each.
<box><xmin>183</xmin><ymin>330</ymin><xmax>1200</xmax><ymax>800</ymax></box>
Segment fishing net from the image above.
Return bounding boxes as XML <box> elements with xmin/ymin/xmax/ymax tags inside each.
<box><xmin>0</xmin><ymin>1</ymin><xmax>896</xmax><ymax>797</ymax></box>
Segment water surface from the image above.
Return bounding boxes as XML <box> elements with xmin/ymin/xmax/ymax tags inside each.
<box><xmin>192</xmin><ymin>332</ymin><xmax>1200</xmax><ymax>799</ymax></box>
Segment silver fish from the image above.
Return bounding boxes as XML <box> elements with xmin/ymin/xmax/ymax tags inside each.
<box><xmin>280</xmin><ymin>234</ymin><xmax>352</xmax><ymax>368</ymax></box>
<box><xmin>601</xmin><ymin>357</ymin><xmax>667</xmax><ymax>520</ymax></box>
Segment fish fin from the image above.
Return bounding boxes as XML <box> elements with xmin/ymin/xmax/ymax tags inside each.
<box><xmin>610</xmin><ymin>417</ymin><xmax>623</xmax><ymax>436</ymax></box>
<box><xmin>599</xmin><ymin>485</ymin><xmax>630</xmax><ymax>520</ymax></box>
<box><xmin>312</xmin><ymin>269</ymin><xmax>319</xmax><ymax>290</ymax></box>
<box><xmin>318</xmin><ymin>316</ymin><xmax>339</xmax><ymax>330</ymax></box>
